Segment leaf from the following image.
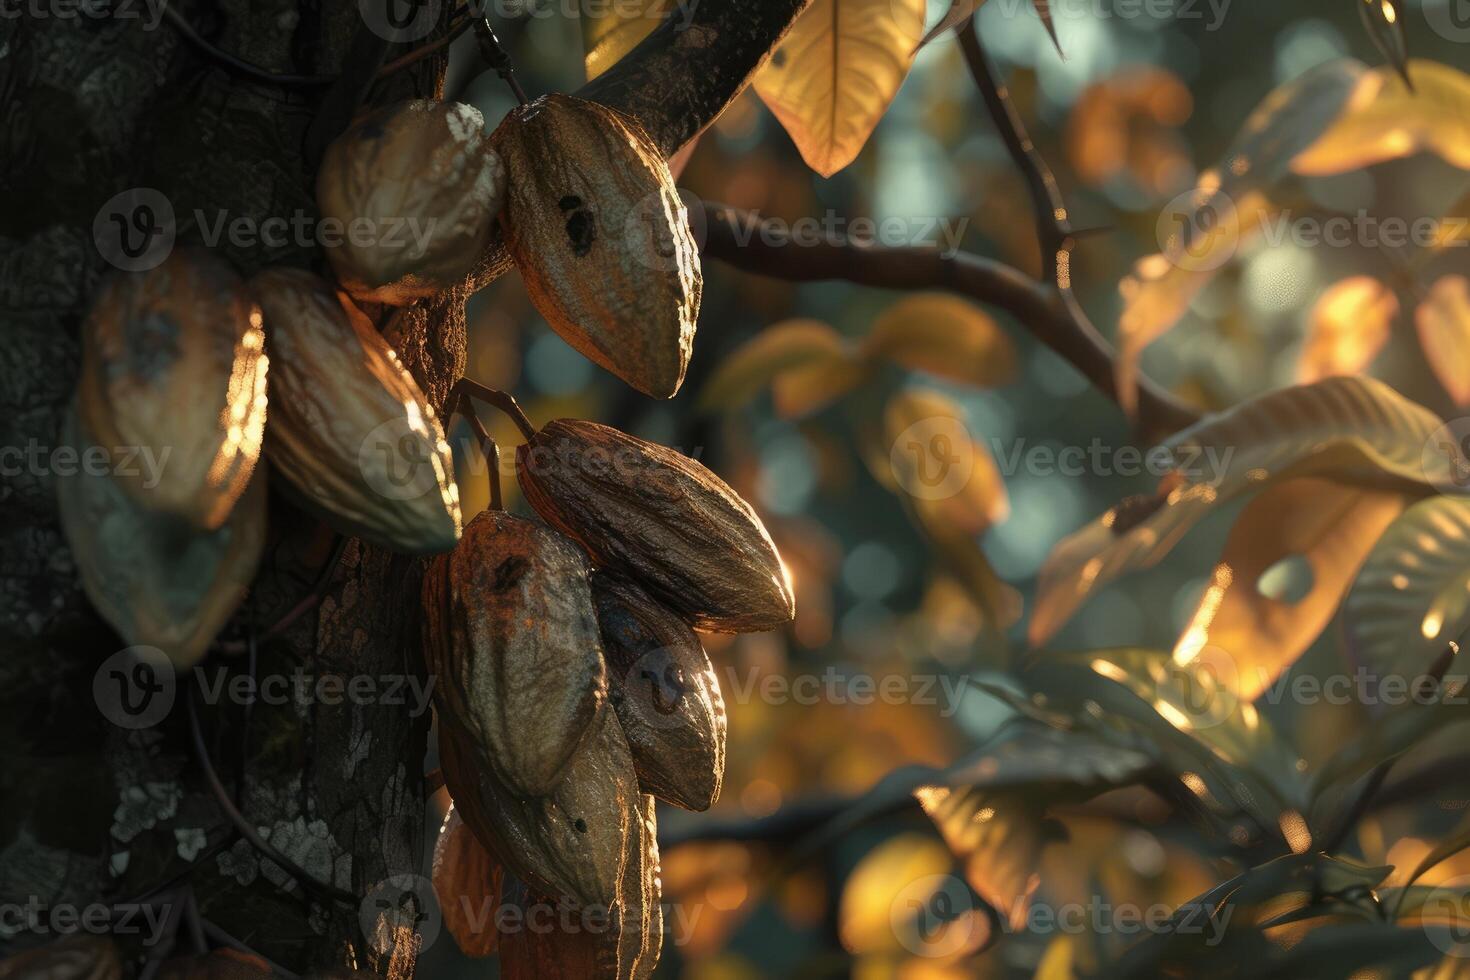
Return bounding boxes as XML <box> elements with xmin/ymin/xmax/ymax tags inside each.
<box><xmin>1344</xmin><ymin>496</ymin><xmax>1470</xmax><ymax>692</ymax></box>
<box><xmin>1172</xmin><ymin>478</ymin><xmax>1407</xmax><ymax>700</ymax></box>
<box><xmin>1115</xmin><ymin>58</ymin><xmax>1369</xmax><ymax>414</ymax></box>
<box><xmin>582</xmin><ymin>0</ymin><xmax>672</xmax><ymax>80</ymax></box>
<box><xmin>1396</xmin><ymin>816</ymin><xmax>1470</xmax><ymax>902</ymax></box>
<box><xmin>1033</xmin><ymin>0</ymin><xmax>1062</xmax><ymax>56</ymax></box>
<box><xmin>861</xmin><ymin>292</ymin><xmax>1019</xmax><ymax>388</ymax></box>
<box><xmin>839</xmin><ymin>834</ymin><xmax>984</xmax><ymax>957</ymax></box>
<box><xmin>1297</xmin><ymin>276</ymin><xmax>1399</xmax><ymax>384</ymax></box>
<box><xmin>1030</xmin><ymin>375</ymin><xmax>1451</xmax><ymax>647</ymax></box>
<box><xmin>1359</xmin><ymin>0</ymin><xmax>1411</xmax><ymax>88</ymax></box>
<box><xmin>697</xmin><ymin>319</ymin><xmax>863</xmax><ymax>416</ymax></box>
<box><xmin>752</xmin><ymin>0</ymin><xmax>927</xmax><ymax>177</ymax></box>
<box><xmin>1293</xmin><ymin>60</ymin><xmax>1470</xmax><ymax>175</ymax></box>
<box><xmin>1255</xmin><ymin>922</ymin><xmax>1439</xmax><ymax>979</ymax></box>
<box><xmin>877</xmin><ymin>388</ymin><xmax>1010</xmax><ymax>534</ymax></box>
<box><xmin>1417</xmin><ymin>275</ymin><xmax>1470</xmax><ymax>407</ymax></box>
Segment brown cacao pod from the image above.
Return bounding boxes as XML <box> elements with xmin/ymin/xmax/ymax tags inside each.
<box><xmin>593</xmin><ymin>573</ymin><xmax>726</xmax><ymax>811</ymax></box>
<box><xmin>316</xmin><ymin>100</ymin><xmax>506</xmax><ymax>304</ymax></box>
<box><xmin>0</xmin><ymin>937</ymin><xmax>121</xmax><ymax>980</ymax></box>
<box><xmin>57</xmin><ymin>406</ymin><xmax>266</xmax><ymax>666</ymax></box>
<box><xmin>423</xmin><ymin>509</ymin><xmax>607</xmax><ymax>796</ymax></box>
<box><xmin>517</xmin><ymin>419</ymin><xmax>795</xmax><ymax>632</ymax></box>
<box><xmin>433</xmin><ymin>804</ymin><xmax>502</xmax><ymax>957</ymax></box>
<box><xmin>492</xmin><ymin>93</ymin><xmax>700</xmax><ymax>399</ymax></box>
<box><xmin>497</xmin><ymin>797</ymin><xmax>662</xmax><ymax>980</ymax></box>
<box><xmin>156</xmin><ymin>950</ymin><xmax>274</xmax><ymax>980</ymax></box>
<box><xmin>251</xmin><ymin>267</ymin><xmax>461</xmax><ymax>554</ymax></box>
<box><xmin>439</xmin><ymin>706</ymin><xmax>637</xmax><ymax>909</ymax></box>
<box><xmin>77</xmin><ymin>248</ymin><xmax>267</xmax><ymax>529</ymax></box>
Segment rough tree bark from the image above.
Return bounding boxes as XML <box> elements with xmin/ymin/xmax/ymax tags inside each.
<box><xmin>0</xmin><ymin>0</ymin><xmax>807</xmax><ymax>974</ymax></box>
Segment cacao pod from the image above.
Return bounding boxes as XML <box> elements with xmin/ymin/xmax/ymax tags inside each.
<box><xmin>57</xmin><ymin>406</ymin><xmax>266</xmax><ymax>667</ymax></box>
<box><xmin>77</xmin><ymin>248</ymin><xmax>267</xmax><ymax>529</ymax></box>
<box><xmin>593</xmin><ymin>573</ymin><xmax>726</xmax><ymax>811</ymax></box>
<box><xmin>439</xmin><ymin>706</ymin><xmax>637</xmax><ymax>909</ymax></box>
<box><xmin>497</xmin><ymin>798</ymin><xmax>661</xmax><ymax>980</ymax></box>
<box><xmin>251</xmin><ymin>267</ymin><xmax>461</xmax><ymax>554</ymax></box>
<box><xmin>423</xmin><ymin>509</ymin><xmax>606</xmax><ymax>796</ymax></box>
<box><xmin>433</xmin><ymin>804</ymin><xmax>502</xmax><ymax>957</ymax></box>
<box><xmin>0</xmin><ymin>937</ymin><xmax>120</xmax><ymax>980</ymax></box>
<box><xmin>492</xmin><ymin>93</ymin><xmax>700</xmax><ymax>399</ymax></box>
<box><xmin>316</xmin><ymin>100</ymin><xmax>506</xmax><ymax>304</ymax></box>
<box><xmin>156</xmin><ymin>950</ymin><xmax>274</xmax><ymax>980</ymax></box>
<box><xmin>517</xmin><ymin>419</ymin><xmax>795</xmax><ymax>632</ymax></box>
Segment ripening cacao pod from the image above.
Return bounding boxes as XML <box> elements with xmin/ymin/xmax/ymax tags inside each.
<box><xmin>251</xmin><ymin>267</ymin><xmax>461</xmax><ymax>554</ymax></box>
<box><xmin>492</xmin><ymin>93</ymin><xmax>700</xmax><ymax>399</ymax></box>
<box><xmin>440</xmin><ymin>708</ymin><xmax>638</xmax><ymax>908</ymax></box>
<box><xmin>316</xmin><ymin>100</ymin><xmax>506</xmax><ymax>304</ymax></box>
<box><xmin>57</xmin><ymin>407</ymin><xmax>266</xmax><ymax>667</ymax></box>
<box><xmin>424</xmin><ymin>510</ymin><xmax>607</xmax><ymax>796</ymax></box>
<box><xmin>156</xmin><ymin>950</ymin><xmax>274</xmax><ymax>980</ymax></box>
<box><xmin>497</xmin><ymin>798</ymin><xmax>661</xmax><ymax>980</ymax></box>
<box><xmin>77</xmin><ymin>249</ymin><xmax>267</xmax><ymax>529</ymax></box>
<box><xmin>592</xmin><ymin>573</ymin><xmax>726</xmax><ymax>811</ymax></box>
<box><xmin>517</xmin><ymin>419</ymin><xmax>795</xmax><ymax>632</ymax></box>
<box><xmin>0</xmin><ymin>936</ymin><xmax>121</xmax><ymax>980</ymax></box>
<box><xmin>433</xmin><ymin>804</ymin><xmax>502</xmax><ymax>957</ymax></box>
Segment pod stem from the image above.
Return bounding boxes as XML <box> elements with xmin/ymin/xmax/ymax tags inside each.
<box><xmin>455</xmin><ymin>378</ymin><xmax>538</xmax><ymax>441</ymax></box>
<box><xmin>456</xmin><ymin>392</ymin><xmax>504</xmax><ymax>510</ymax></box>
<box><xmin>473</xmin><ymin>15</ymin><xmax>530</xmax><ymax>105</ymax></box>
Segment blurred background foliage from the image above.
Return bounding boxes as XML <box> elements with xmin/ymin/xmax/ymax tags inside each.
<box><xmin>422</xmin><ymin>1</ymin><xmax>1470</xmax><ymax>975</ymax></box>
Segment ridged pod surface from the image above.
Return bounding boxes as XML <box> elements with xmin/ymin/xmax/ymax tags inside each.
<box><xmin>423</xmin><ymin>510</ymin><xmax>606</xmax><ymax>796</ymax></box>
<box><xmin>493</xmin><ymin>93</ymin><xmax>700</xmax><ymax>399</ymax></box>
<box><xmin>439</xmin><ymin>708</ymin><xmax>637</xmax><ymax>909</ymax></box>
<box><xmin>517</xmin><ymin>419</ymin><xmax>795</xmax><ymax>632</ymax></box>
<box><xmin>496</xmin><ymin>796</ymin><xmax>662</xmax><ymax>980</ymax></box>
<box><xmin>0</xmin><ymin>936</ymin><xmax>121</xmax><ymax>980</ymax></box>
<box><xmin>57</xmin><ymin>407</ymin><xmax>266</xmax><ymax>667</ymax></box>
<box><xmin>77</xmin><ymin>249</ymin><xmax>267</xmax><ymax>530</ymax></box>
<box><xmin>432</xmin><ymin>805</ymin><xmax>502</xmax><ymax>957</ymax></box>
<box><xmin>252</xmin><ymin>267</ymin><xmax>461</xmax><ymax>554</ymax></box>
<box><xmin>593</xmin><ymin>573</ymin><xmax>726</xmax><ymax>811</ymax></box>
<box><xmin>316</xmin><ymin>100</ymin><xmax>506</xmax><ymax>304</ymax></box>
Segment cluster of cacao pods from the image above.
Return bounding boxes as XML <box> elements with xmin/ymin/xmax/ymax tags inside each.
<box><xmin>424</xmin><ymin>419</ymin><xmax>794</xmax><ymax>976</ymax></box>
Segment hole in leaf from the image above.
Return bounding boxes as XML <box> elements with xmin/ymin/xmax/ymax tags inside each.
<box><xmin>1257</xmin><ymin>555</ymin><xmax>1313</xmax><ymax>603</ymax></box>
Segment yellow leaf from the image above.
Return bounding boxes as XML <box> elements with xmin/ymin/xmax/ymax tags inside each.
<box><xmin>862</xmin><ymin>292</ymin><xmax>1019</xmax><ymax>388</ymax></box>
<box><xmin>1417</xmin><ymin>275</ymin><xmax>1470</xmax><ymax>406</ymax></box>
<box><xmin>582</xmin><ymin>0</ymin><xmax>671</xmax><ymax>80</ymax></box>
<box><xmin>1115</xmin><ymin>59</ymin><xmax>1369</xmax><ymax>415</ymax></box>
<box><xmin>698</xmin><ymin>319</ymin><xmax>863</xmax><ymax>415</ymax></box>
<box><xmin>1344</xmin><ymin>495</ymin><xmax>1470</xmax><ymax>694</ymax></box>
<box><xmin>880</xmin><ymin>388</ymin><xmax>1009</xmax><ymax>534</ymax></box>
<box><xmin>1030</xmin><ymin>375</ymin><xmax>1451</xmax><ymax>646</ymax></box>
<box><xmin>752</xmin><ymin>0</ymin><xmax>926</xmax><ymax>177</ymax></box>
<box><xmin>1293</xmin><ymin>60</ymin><xmax>1470</xmax><ymax>176</ymax></box>
<box><xmin>1297</xmin><ymin>276</ymin><xmax>1399</xmax><ymax>384</ymax></box>
<box><xmin>838</xmin><ymin>834</ymin><xmax>959</xmax><ymax>956</ymax></box>
<box><xmin>1036</xmin><ymin>936</ymin><xmax>1076</xmax><ymax>980</ymax></box>
<box><xmin>1172</xmin><ymin>478</ymin><xmax>1407</xmax><ymax>700</ymax></box>
<box><xmin>915</xmin><ymin>786</ymin><xmax>1041</xmax><ymax>937</ymax></box>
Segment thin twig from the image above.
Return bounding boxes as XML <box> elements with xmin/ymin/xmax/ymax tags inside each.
<box><xmin>472</xmin><ymin>16</ymin><xmax>530</xmax><ymax>105</ymax></box>
<box><xmin>215</xmin><ymin>536</ymin><xmax>346</xmax><ymax>656</ymax></box>
<box><xmin>201</xmin><ymin>920</ymin><xmax>303</xmax><ymax>980</ymax></box>
<box><xmin>456</xmin><ymin>394</ymin><xmax>503</xmax><ymax>509</ymax></box>
<box><xmin>455</xmin><ymin>378</ymin><xmax>538</xmax><ymax>441</ymax></box>
<box><xmin>186</xmin><ymin>689</ymin><xmax>357</xmax><ymax>906</ymax></box>
<box><xmin>700</xmin><ymin>203</ymin><xmax>1200</xmax><ymax>442</ymax></box>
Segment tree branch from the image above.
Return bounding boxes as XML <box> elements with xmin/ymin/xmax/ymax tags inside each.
<box><xmin>699</xmin><ymin>203</ymin><xmax>1200</xmax><ymax>440</ymax></box>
